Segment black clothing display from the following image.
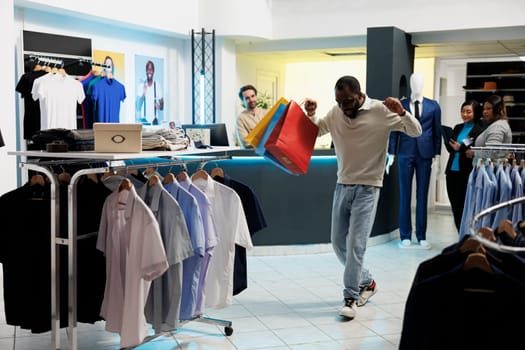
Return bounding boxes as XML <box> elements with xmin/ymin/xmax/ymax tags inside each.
<box><xmin>400</xmin><ymin>236</ymin><xmax>525</xmax><ymax>349</ymax></box>
<box><xmin>15</xmin><ymin>70</ymin><xmax>47</xmax><ymax>140</ymax></box>
<box><xmin>0</xmin><ymin>177</ymin><xmax>110</xmax><ymax>332</ymax></box>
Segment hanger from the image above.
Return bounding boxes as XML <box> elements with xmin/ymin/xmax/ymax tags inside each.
<box><xmin>30</xmin><ymin>174</ymin><xmax>46</xmax><ymax>186</ymax></box>
<box><xmin>495</xmin><ymin>219</ymin><xmax>517</xmax><ymax>240</ymax></box>
<box><xmin>33</xmin><ymin>58</ymin><xmax>42</xmax><ymax>72</ymax></box>
<box><xmin>463</xmin><ymin>252</ymin><xmax>494</xmax><ymax>274</ymax></box>
<box><xmin>144</xmin><ymin>167</ymin><xmax>156</xmax><ymax>177</ymax></box>
<box><xmin>148</xmin><ymin>174</ymin><xmax>160</xmax><ymax>187</ymax></box>
<box><xmin>86</xmin><ymin>173</ymin><xmax>99</xmax><ymax>184</ymax></box>
<box><xmin>210</xmin><ymin>164</ymin><xmax>224</xmax><ymax>179</ymax></box>
<box><xmin>478</xmin><ymin>227</ymin><xmax>496</xmax><ymax>242</ymax></box>
<box><xmin>57</xmin><ymin>165</ymin><xmax>71</xmax><ymax>185</ymax></box>
<box><xmin>476</xmin><ymin>157</ymin><xmax>484</xmax><ymax>169</ymax></box>
<box><xmin>176</xmin><ymin>171</ymin><xmax>188</xmax><ymax>182</ymax></box>
<box><xmin>459</xmin><ymin>237</ymin><xmax>485</xmax><ymax>254</ymax></box>
<box><xmin>176</xmin><ymin>164</ymin><xmax>189</xmax><ymax>182</ymax></box>
<box><xmin>163</xmin><ymin>172</ymin><xmax>176</xmax><ymax>184</ymax></box>
<box><xmin>118</xmin><ymin>178</ymin><xmax>132</xmax><ymax>192</ymax></box>
<box><xmin>191</xmin><ymin>169</ymin><xmax>209</xmax><ymax>181</ymax></box>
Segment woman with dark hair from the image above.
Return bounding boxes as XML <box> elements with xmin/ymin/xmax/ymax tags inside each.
<box><xmin>444</xmin><ymin>100</ymin><xmax>484</xmax><ymax>231</ymax></box>
<box><xmin>465</xmin><ymin>94</ymin><xmax>512</xmax><ymax>161</ymax></box>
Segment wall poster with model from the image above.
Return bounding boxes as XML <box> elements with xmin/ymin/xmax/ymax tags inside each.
<box><xmin>134</xmin><ymin>55</ymin><xmax>165</xmax><ymax>126</ymax></box>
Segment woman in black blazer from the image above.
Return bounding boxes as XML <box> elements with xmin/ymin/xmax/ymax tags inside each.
<box><xmin>444</xmin><ymin>100</ymin><xmax>484</xmax><ymax>232</ymax></box>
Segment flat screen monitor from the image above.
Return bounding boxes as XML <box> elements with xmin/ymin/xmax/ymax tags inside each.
<box><xmin>181</xmin><ymin>123</ymin><xmax>229</xmax><ymax>146</ymax></box>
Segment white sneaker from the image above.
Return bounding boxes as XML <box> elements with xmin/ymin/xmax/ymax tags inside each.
<box><xmin>398</xmin><ymin>239</ymin><xmax>412</xmax><ymax>248</ymax></box>
<box><xmin>419</xmin><ymin>240</ymin><xmax>431</xmax><ymax>249</ymax></box>
<box><xmin>339</xmin><ymin>298</ymin><xmax>357</xmax><ymax>319</ymax></box>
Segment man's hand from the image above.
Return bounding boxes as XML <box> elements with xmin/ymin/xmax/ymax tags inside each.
<box><xmin>383</xmin><ymin>97</ymin><xmax>405</xmax><ymax>115</ymax></box>
<box><xmin>304</xmin><ymin>98</ymin><xmax>317</xmax><ymax>116</ymax></box>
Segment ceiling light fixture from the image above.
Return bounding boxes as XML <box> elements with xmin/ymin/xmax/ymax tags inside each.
<box><xmin>322</xmin><ymin>51</ymin><xmax>366</xmax><ymax>57</ymax></box>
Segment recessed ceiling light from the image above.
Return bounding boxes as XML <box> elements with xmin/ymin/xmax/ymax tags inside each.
<box><xmin>322</xmin><ymin>51</ymin><xmax>366</xmax><ymax>57</ymax></box>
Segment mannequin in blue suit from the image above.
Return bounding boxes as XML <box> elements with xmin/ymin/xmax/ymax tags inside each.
<box><xmin>388</xmin><ymin>73</ymin><xmax>441</xmax><ymax>249</ymax></box>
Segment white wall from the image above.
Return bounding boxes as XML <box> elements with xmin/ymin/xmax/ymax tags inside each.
<box><xmin>216</xmin><ymin>38</ymin><xmax>240</xmax><ymax>146</ymax></box>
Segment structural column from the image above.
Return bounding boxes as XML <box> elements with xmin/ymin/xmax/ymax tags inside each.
<box><xmin>366</xmin><ymin>26</ymin><xmax>414</xmax><ymax>237</ymax></box>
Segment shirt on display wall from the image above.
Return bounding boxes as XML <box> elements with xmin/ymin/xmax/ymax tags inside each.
<box><xmin>31</xmin><ymin>69</ymin><xmax>86</xmax><ymax>131</ymax></box>
<box><xmin>82</xmin><ymin>50</ymin><xmax>127</xmax><ymax>128</ymax></box>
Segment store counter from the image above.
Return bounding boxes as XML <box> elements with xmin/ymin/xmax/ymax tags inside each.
<box><xmin>193</xmin><ymin>149</ymin><xmax>399</xmax><ymax>246</ymax></box>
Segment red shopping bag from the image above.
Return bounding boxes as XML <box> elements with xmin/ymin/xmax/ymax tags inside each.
<box><xmin>264</xmin><ymin>100</ymin><xmax>319</xmax><ymax>174</ymax></box>
<box><xmin>254</xmin><ymin>102</ymin><xmax>299</xmax><ymax>175</ymax></box>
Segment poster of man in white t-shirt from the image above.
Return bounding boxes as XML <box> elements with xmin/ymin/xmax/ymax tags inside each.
<box><xmin>135</xmin><ymin>56</ymin><xmax>164</xmax><ymax>125</ymax></box>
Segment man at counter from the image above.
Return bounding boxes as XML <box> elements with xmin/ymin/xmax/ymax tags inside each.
<box><xmin>236</xmin><ymin>85</ymin><xmax>267</xmax><ymax>148</ymax></box>
<box><xmin>303</xmin><ymin>75</ymin><xmax>422</xmax><ymax>320</ymax></box>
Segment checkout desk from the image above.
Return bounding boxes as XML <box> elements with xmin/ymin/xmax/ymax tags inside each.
<box><xmin>193</xmin><ymin>149</ymin><xmax>399</xmax><ymax>246</ymax></box>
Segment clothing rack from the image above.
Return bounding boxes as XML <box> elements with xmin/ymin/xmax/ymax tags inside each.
<box><xmin>471</xmin><ymin>143</ymin><xmax>525</xmax><ymax>161</ymax></box>
<box><xmin>8</xmin><ymin>147</ymin><xmax>238</xmax><ymax>350</ymax></box>
<box><xmin>26</xmin><ymin>54</ymin><xmax>111</xmax><ymax>71</ymax></box>
<box><xmin>28</xmin><ymin>55</ymin><xmax>64</xmax><ymax>67</ymax></box>
<box><xmin>76</xmin><ymin>58</ymin><xmax>111</xmax><ymax>70</ymax></box>
<box><xmin>470</xmin><ymin>196</ymin><xmax>525</xmax><ymax>253</ymax></box>
<box><xmin>469</xmin><ymin>142</ymin><xmax>525</xmax><ymax>253</ymax></box>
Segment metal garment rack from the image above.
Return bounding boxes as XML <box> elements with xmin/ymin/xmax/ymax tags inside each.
<box><xmin>8</xmin><ymin>148</ymin><xmax>237</xmax><ymax>350</ymax></box>
<box><xmin>469</xmin><ymin>143</ymin><xmax>525</xmax><ymax>252</ymax></box>
<box><xmin>470</xmin><ymin>196</ymin><xmax>525</xmax><ymax>253</ymax></box>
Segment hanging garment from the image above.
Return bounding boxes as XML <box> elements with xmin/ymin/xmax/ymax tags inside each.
<box><xmin>96</xmin><ymin>185</ymin><xmax>168</xmax><ymax>348</ymax></box>
<box><xmin>400</xmin><ymin>237</ymin><xmax>525</xmax><ymax>349</ymax></box>
<box><xmin>31</xmin><ymin>72</ymin><xmax>85</xmax><ymax>130</ymax></box>
<box><xmin>136</xmin><ymin>181</ymin><xmax>194</xmax><ymax>332</ymax></box>
<box><xmin>177</xmin><ymin>175</ymin><xmax>218</xmax><ymax>315</ymax></box>
<box><xmin>0</xmin><ymin>177</ymin><xmax>111</xmax><ymax>333</ymax></box>
<box><xmin>0</xmin><ymin>182</ymin><xmax>55</xmax><ymax>333</ymax></box>
<box><xmin>163</xmin><ymin>179</ymin><xmax>206</xmax><ymax>321</ymax></box>
<box><xmin>16</xmin><ymin>69</ymin><xmax>47</xmax><ymax>139</ymax></box>
<box><xmin>191</xmin><ymin>174</ymin><xmax>252</xmax><ymax>309</ymax></box>
<box><xmin>212</xmin><ymin>173</ymin><xmax>267</xmax><ymax>295</ymax></box>
<box><xmin>91</xmin><ymin>76</ymin><xmax>126</xmax><ymax>123</ymax></box>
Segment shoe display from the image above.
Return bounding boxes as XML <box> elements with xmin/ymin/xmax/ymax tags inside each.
<box><xmin>398</xmin><ymin>239</ymin><xmax>412</xmax><ymax>248</ymax></box>
<box><xmin>339</xmin><ymin>298</ymin><xmax>357</xmax><ymax>319</ymax></box>
<box><xmin>419</xmin><ymin>240</ymin><xmax>431</xmax><ymax>249</ymax></box>
<box><xmin>357</xmin><ymin>280</ymin><xmax>377</xmax><ymax>307</ymax></box>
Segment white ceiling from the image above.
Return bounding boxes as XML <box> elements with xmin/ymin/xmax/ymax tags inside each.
<box><xmin>235</xmin><ymin>27</ymin><xmax>525</xmax><ymax>63</ymax></box>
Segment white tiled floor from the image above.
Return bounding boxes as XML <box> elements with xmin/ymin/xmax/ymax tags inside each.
<box><xmin>0</xmin><ymin>209</ymin><xmax>457</xmax><ymax>350</ymax></box>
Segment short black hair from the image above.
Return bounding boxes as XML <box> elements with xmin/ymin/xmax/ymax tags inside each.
<box><xmin>239</xmin><ymin>84</ymin><xmax>257</xmax><ymax>101</ymax></box>
<box><xmin>146</xmin><ymin>60</ymin><xmax>155</xmax><ymax>71</ymax></box>
<box><xmin>335</xmin><ymin>76</ymin><xmax>361</xmax><ymax>94</ymax></box>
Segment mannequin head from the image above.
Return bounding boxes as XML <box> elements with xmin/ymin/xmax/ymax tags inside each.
<box><xmin>410</xmin><ymin>72</ymin><xmax>424</xmax><ymax>101</ymax></box>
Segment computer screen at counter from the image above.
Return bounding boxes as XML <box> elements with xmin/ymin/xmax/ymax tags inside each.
<box><xmin>181</xmin><ymin>123</ymin><xmax>229</xmax><ymax>146</ymax></box>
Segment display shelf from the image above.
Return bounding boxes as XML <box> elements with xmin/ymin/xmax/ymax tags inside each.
<box><xmin>8</xmin><ymin>146</ymin><xmax>239</xmax><ymax>160</ymax></box>
<box><xmin>464</xmin><ymin>61</ymin><xmax>525</xmax><ymax>144</ymax></box>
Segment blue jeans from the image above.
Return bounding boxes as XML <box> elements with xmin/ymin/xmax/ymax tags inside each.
<box><xmin>331</xmin><ymin>184</ymin><xmax>380</xmax><ymax>300</ymax></box>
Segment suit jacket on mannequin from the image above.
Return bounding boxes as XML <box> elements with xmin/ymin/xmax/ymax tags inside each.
<box><xmin>389</xmin><ymin>72</ymin><xmax>441</xmax><ymax>159</ymax></box>
<box><xmin>388</xmin><ymin>73</ymin><xmax>442</xmax><ymax>245</ymax></box>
